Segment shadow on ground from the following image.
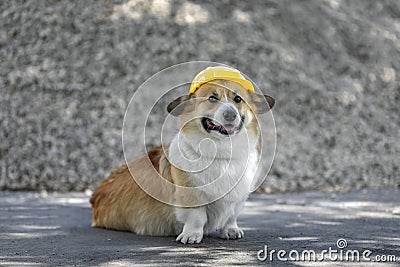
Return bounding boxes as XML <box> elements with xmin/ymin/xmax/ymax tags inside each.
<box><xmin>0</xmin><ymin>190</ymin><xmax>399</xmax><ymax>266</ymax></box>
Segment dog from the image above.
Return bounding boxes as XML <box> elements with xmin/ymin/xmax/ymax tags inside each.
<box><xmin>90</xmin><ymin>66</ymin><xmax>275</xmax><ymax>244</ymax></box>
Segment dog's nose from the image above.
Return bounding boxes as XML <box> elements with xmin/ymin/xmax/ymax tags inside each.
<box><xmin>223</xmin><ymin>109</ymin><xmax>237</xmax><ymax>122</ymax></box>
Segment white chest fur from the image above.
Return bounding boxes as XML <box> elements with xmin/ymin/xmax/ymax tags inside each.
<box><xmin>169</xmin><ymin>131</ymin><xmax>259</xmax><ymax>231</ymax></box>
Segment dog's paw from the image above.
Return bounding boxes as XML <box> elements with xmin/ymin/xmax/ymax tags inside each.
<box><xmin>220</xmin><ymin>227</ymin><xmax>244</xmax><ymax>240</ymax></box>
<box><xmin>176</xmin><ymin>230</ymin><xmax>203</xmax><ymax>244</ymax></box>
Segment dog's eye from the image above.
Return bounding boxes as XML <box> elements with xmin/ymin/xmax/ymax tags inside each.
<box><xmin>234</xmin><ymin>96</ymin><xmax>242</xmax><ymax>103</ymax></box>
<box><xmin>208</xmin><ymin>96</ymin><xmax>219</xmax><ymax>103</ymax></box>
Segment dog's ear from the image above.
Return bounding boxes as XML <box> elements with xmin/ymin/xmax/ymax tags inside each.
<box><xmin>250</xmin><ymin>93</ymin><xmax>275</xmax><ymax>113</ymax></box>
<box><xmin>167</xmin><ymin>94</ymin><xmax>194</xmax><ymax>116</ymax></box>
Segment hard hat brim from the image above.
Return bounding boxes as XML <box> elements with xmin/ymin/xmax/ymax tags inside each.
<box><xmin>189</xmin><ymin>78</ymin><xmax>255</xmax><ymax>94</ymax></box>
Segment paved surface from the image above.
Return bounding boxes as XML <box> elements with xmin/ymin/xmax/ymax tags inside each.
<box><xmin>0</xmin><ymin>190</ymin><xmax>399</xmax><ymax>266</ymax></box>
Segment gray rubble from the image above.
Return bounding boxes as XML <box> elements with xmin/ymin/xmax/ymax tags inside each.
<box><xmin>0</xmin><ymin>0</ymin><xmax>399</xmax><ymax>191</ymax></box>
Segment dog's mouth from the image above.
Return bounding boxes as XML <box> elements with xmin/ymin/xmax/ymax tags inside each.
<box><xmin>201</xmin><ymin>116</ymin><xmax>244</xmax><ymax>136</ymax></box>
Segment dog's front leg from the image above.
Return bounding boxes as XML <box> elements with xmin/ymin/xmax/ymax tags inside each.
<box><xmin>220</xmin><ymin>202</ymin><xmax>245</xmax><ymax>240</ymax></box>
<box><xmin>220</xmin><ymin>216</ymin><xmax>244</xmax><ymax>240</ymax></box>
<box><xmin>175</xmin><ymin>207</ymin><xmax>207</xmax><ymax>244</ymax></box>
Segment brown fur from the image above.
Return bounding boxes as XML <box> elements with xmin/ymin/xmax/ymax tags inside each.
<box><xmin>168</xmin><ymin>80</ymin><xmax>269</xmax><ymax>143</ymax></box>
<box><xmin>90</xmin><ymin>146</ymin><xmax>181</xmax><ymax>236</ymax></box>
<box><xmin>90</xmin><ymin>79</ymin><xmax>275</xmax><ymax>236</ymax></box>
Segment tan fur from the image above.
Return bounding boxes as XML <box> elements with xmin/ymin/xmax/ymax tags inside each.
<box><xmin>90</xmin><ymin>146</ymin><xmax>181</xmax><ymax>236</ymax></box>
<box><xmin>90</xmin><ymin>79</ymin><xmax>274</xmax><ymax>237</ymax></box>
<box><xmin>179</xmin><ymin>80</ymin><xmax>262</xmax><ymax>142</ymax></box>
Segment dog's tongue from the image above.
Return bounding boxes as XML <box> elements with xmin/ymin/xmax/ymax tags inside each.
<box><xmin>222</xmin><ymin>124</ymin><xmax>235</xmax><ymax>132</ymax></box>
<box><xmin>206</xmin><ymin>118</ymin><xmax>236</xmax><ymax>133</ymax></box>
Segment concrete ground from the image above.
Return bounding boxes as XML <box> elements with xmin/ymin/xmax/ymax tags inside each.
<box><xmin>0</xmin><ymin>190</ymin><xmax>399</xmax><ymax>266</ymax></box>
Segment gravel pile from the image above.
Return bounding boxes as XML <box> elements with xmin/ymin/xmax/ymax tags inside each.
<box><xmin>1</xmin><ymin>0</ymin><xmax>399</xmax><ymax>192</ymax></box>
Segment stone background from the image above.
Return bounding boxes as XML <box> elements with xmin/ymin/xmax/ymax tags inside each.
<box><xmin>1</xmin><ymin>0</ymin><xmax>399</xmax><ymax>192</ymax></box>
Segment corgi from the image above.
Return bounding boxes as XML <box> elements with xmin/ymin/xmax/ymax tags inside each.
<box><xmin>90</xmin><ymin>67</ymin><xmax>275</xmax><ymax>244</ymax></box>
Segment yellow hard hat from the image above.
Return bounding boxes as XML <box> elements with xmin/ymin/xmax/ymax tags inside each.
<box><xmin>189</xmin><ymin>66</ymin><xmax>255</xmax><ymax>94</ymax></box>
